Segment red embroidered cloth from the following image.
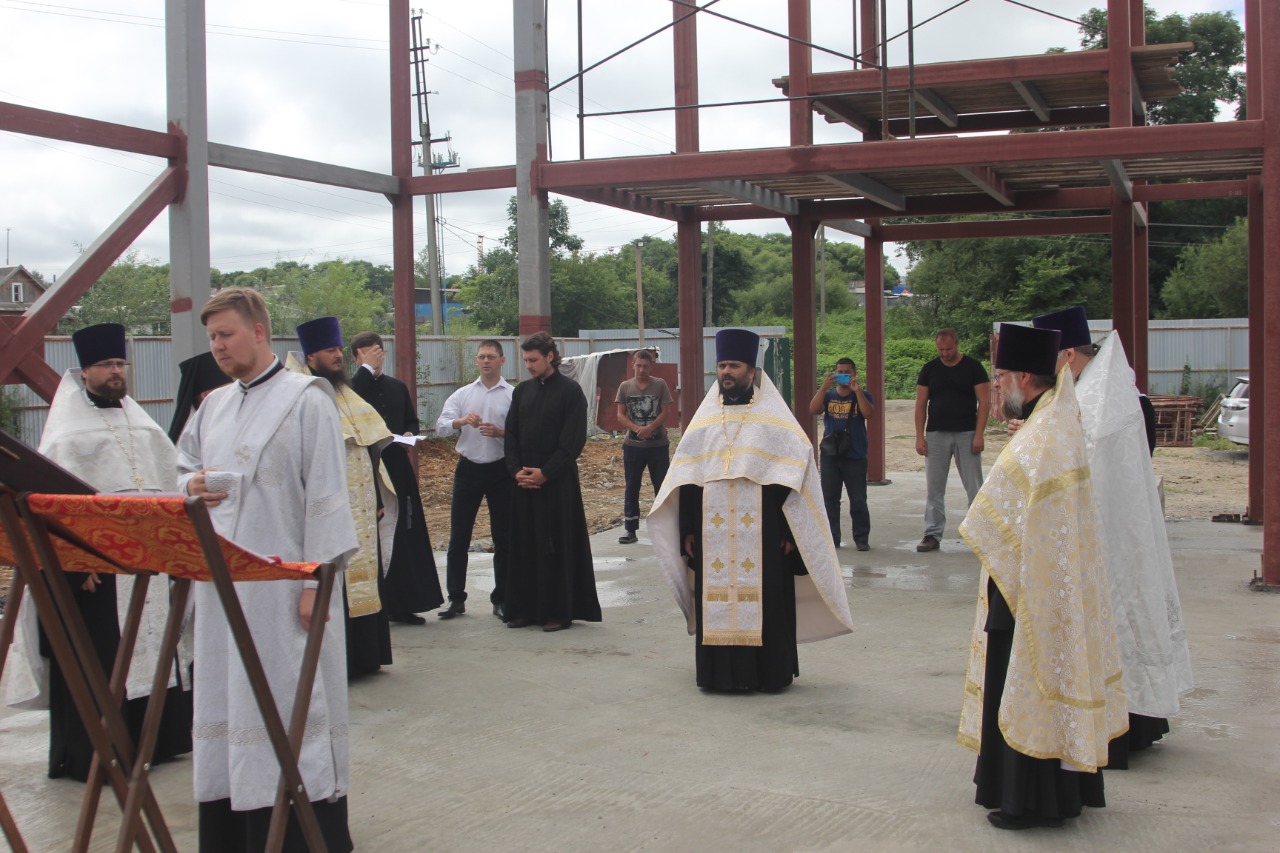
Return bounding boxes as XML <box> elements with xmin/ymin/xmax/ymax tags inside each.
<box><xmin>8</xmin><ymin>494</ymin><xmax>318</xmax><ymax>583</ymax></box>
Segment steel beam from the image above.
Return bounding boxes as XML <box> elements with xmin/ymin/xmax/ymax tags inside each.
<box><xmin>402</xmin><ymin>167</ymin><xmax>518</xmax><ymax>196</ymax></box>
<box><xmin>209</xmin><ymin>144</ymin><xmax>398</xmax><ymax>195</ymax></box>
<box><xmin>1260</xmin><ymin>0</ymin><xmax>1280</xmax><ymax>584</ymax></box>
<box><xmin>1248</xmin><ymin>174</ymin><xmax>1263</xmax><ymax>522</ymax></box>
<box><xmin>878</xmin><ymin>216</ymin><xmax>1109</xmax><ymax>241</ymax></box>
<box><xmin>676</xmin><ymin>218</ymin><xmax>703</xmax><ymax>430</ymax></box>
<box><xmin>799</xmin><ymin>47</ymin><xmax>1185</xmax><ymax>96</ymax></box>
<box><xmin>0</xmin><ymin>102</ymin><xmax>177</xmax><ymax>159</ymax></box>
<box><xmin>1011</xmin><ymin>80</ymin><xmax>1050</xmax><ymax>122</ymax></box>
<box><xmin>824</xmin><ymin>219</ymin><xmax>873</xmax><ymax>238</ymax></box>
<box><xmin>864</xmin><ymin>219</ymin><xmax>886</xmax><ymax>483</ymax></box>
<box><xmin>914</xmin><ymin>89</ymin><xmax>958</xmax><ymax>128</ymax></box>
<box><xmin>1100</xmin><ymin>159</ymin><xmax>1134</xmax><ymax>202</ymax></box>
<box><xmin>0</xmin><ymin>168</ymin><xmax>181</xmax><ymax>384</ymax></box>
<box><xmin>539</xmin><ymin>122</ymin><xmax>1263</xmax><ymax>191</ymax></box>
<box><xmin>166</xmin><ymin>0</ymin><xmax>211</xmax><ymax>366</ymax></box>
<box><xmin>953</xmin><ymin>165</ymin><xmax>1014</xmax><ymax>207</ymax></box>
<box><xmin>558</xmin><ymin>187</ymin><xmax>683</xmax><ymax>221</ymax></box>
<box><xmin>698</xmin><ymin>180</ymin><xmax>799</xmax><ymax>216</ymax></box>
<box><xmin>826</xmin><ymin>173</ymin><xmax>906</xmax><ymax>212</ymax></box>
<box><xmin>787</xmin><ymin>0</ymin><xmax>812</xmax><ymax>146</ymax></box>
<box><xmin>790</xmin><ymin>218</ymin><xmax>818</xmax><ymax>442</ymax></box>
<box><xmin>1111</xmin><ymin>198</ymin><xmax>1137</xmax><ymax>370</ymax></box>
<box><xmin>814</xmin><ymin>100</ymin><xmax>873</xmax><ymax>133</ymax></box>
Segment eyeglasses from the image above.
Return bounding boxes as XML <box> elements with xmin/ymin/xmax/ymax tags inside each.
<box><xmin>992</xmin><ymin>371</ymin><xmax>1007</xmax><ymax>381</ymax></box>
<box><xmin>90</xmin><ymin>360</ymin><xmax>129</xmax><ymax>371</ymax></box>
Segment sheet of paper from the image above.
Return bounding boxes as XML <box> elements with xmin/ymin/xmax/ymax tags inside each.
<box><xmin>392</xmin><ymin>434</ymin><xmax>425</xmax><ymax>446</ymax></box>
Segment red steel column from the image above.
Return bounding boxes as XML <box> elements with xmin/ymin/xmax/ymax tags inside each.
<box><xmin>788</xmin><ymin>0</ymin><xmax>812</xmax><ymax>146</ymax></box>
<box><xmin>1248</xmin><ymin>175</ymin><xmax>1263</xmax><ymax>522</ymax></box>
<box><xmin>1260</xmin><ymin>0</ymin><xmax>1279</xmax><ymax>584</ymax></box>
<box><xmin>1133</xmin><ymin>217</ymin><xmax>1149</xmax><ymax>390</ymax></box>
<box><xmin>1111</xmin><ymin>200</ymin><xmax>1136</xmax><ymax>362</ymax></box>
<box><xmin>865</xmin><ymin>221</ymin><xmax>887</xmax><ymax>483</ymax></box>
<box><xmin>390</xmin><ymin>0</ymin><xmax>416</xmax><ymax>392</ymax></box>
<box><xmin>790</xmin><ymin>218</ymin><xmax>817</xmax><ymax>440</ymax></box>
<box><xmin>674</xmin><ymin>0</ymin><xmax>703</xmax><ymax>429</ymax></box>
<box><xmin>1108</xmin><ymin>0</ymin><xmax>1136</xmax><ymax>362</ymax></box>
<box><xmin>1245</xmin><ymin>0</ymin><xmax>1264</xmax><ymax>525</ymax></box>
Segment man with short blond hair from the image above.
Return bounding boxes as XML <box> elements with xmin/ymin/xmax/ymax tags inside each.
<box><xmin>178</xmin><ymin>288</ymin><xmax>358</xmax><ymax>852</ymax></box>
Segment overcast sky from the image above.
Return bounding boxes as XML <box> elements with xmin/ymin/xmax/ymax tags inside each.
<box><xmin>0</xmin><ymin>0</ymin><xmax>1246</xmax><ymax>284</ymax></box>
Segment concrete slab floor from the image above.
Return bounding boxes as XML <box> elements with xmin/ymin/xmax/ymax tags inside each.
<box><xmin>2</xmin><ymin>472</ymin><xmax>1277</xmax><ymax>851</ymax></box>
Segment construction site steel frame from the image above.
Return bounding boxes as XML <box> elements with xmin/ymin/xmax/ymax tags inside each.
<box><xmin>0</xmin><ymin>0</ymin><xmax>1276</xmax><ymax>585</ymax></box>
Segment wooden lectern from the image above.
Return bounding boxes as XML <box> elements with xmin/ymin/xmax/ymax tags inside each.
<box><xmin>0</xmin><ymin>430</ymin><xmax>339</xmax><ymax>852</ymax></box>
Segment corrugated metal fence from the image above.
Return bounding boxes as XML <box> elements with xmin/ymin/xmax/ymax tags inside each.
<box><xmin>7</xmin><ymin>320</ymin><xmax>1241</xmax><ymax>446</ymax></box>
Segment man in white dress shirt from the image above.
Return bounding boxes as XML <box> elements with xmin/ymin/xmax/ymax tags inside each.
<box><xmin>434</xmin><ymin>340</ymin><xmax>515</xmax><ymax>620</ymax></box>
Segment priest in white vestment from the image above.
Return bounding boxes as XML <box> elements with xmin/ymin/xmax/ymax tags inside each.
<box><xmin>959</xmin><ymin>322</ymin><xmax>1128</xmax><ymax>831</ymax></box>
<box><xmin>649</xmin><ymin>329</ymin><xmax>853</xmax><ymax>691</ymax></box>
<box><xmin>4</xmin><ymin>322</ymin><xmax>192</xmax><ymax>780</ymax></box>
<box><xmin>1032</xmin><ymin>306</ymin><xmax>1193</xmax><ymax>765</ymax></box>
<box><xmin>177</xmin><ymin>288</ymin><xmax>358</xmax><ymax>853</ymax></box>
<box><xmin>291</xmin><ymin>315</ymin><xmax>394</xmax><ymax>677</ymax></box>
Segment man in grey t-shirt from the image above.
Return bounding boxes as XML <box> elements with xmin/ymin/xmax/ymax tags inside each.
<box><xmin>614</xmin><ymin>349</ymin><xmax>675</xmax><ymax>544</ymax></box>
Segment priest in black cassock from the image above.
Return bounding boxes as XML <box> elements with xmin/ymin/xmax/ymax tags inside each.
<box><xmin>502</xmin><ymin>331</ymin><xmax>601</xmax><ymax>632</ymax></box>
<box><xmin>349</xmin><ymin>331</ymin><xmax>444</xmax><ymax>624</ymax></box>
<box><xmin>648</xmin><ymin>330</ymin><xmax>853</xmax><ymax>692</ymax></box>
<box><xmin>168</xmin><ymin>350</ymin><xmax>232</xmax><ymax>443</ymax></box>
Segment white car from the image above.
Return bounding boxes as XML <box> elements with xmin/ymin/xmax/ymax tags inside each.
<box><xmin>1218</xmin><ymin>377</ymin><xmax>1249</xmax><ymax>446</ymax></box>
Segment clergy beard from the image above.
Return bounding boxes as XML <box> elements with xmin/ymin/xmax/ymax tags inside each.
<box><xmin>719</xmin><ymin>377</ymin><xmax>753</xmax><ymax>401</ymax></box>
<box><xmin>85</xmin><ymin>375</ymin><xmax>127</xmax><ymax>401</ymax></box>
<box><xmin>311</xmin><ymin>363</ymin><xmax>350</xmax><ymax>389</ymax></box>
<box><xmin>1001</xmin><ymin>379</ymin><xmax>1025</xmax><ymax>421</ymax></box>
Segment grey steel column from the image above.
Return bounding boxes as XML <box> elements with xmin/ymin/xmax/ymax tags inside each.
<box><xmin>166</xmin><ymin>0</ymin><xmax>211</xmax><ymax>363</ymax></box>
<box><xmin>514</xmin><ymin>0</ymin><xmax>551</xmax><ymax>335</ymax></box>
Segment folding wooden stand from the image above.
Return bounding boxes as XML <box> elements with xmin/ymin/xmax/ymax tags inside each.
<box><xmin>0</xmin><ymin>489</ymin><xmax>337</xmax><ymax>853</ymax></box>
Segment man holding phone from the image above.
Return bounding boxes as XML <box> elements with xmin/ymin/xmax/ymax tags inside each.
<box><xmin>808</xmin><ymin>357</ymin><xmax>875</xmax><ymax>550</ymax></box>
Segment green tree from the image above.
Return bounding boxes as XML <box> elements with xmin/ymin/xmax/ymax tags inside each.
<box><xmin>74</xmin><ymin>250</ymin><xmax>171</xmax><ymax>334</ymax></box>
<box><xmin>266</xmin><ymin>261</ymin><xmax>390</xmax><ymax>342</ymax></box>
<box><xmin>1077</xmin><ymin>5</ymin><xmax>1246</xmax><ymax>123</ymax></box>
<box><xmin>900</xmin><ymin>226</ymin><xmax>1111</xmax><ymax>356</ymax></box>
<box><xmin>501</xmin><ymin>196</ymin><xmax>584</xmax><ymax>255</ymax></box>
<box><xmin>1159</xmin><ymin>218</ymin><xmax>1248</xmax><ymax>319</ymax></box>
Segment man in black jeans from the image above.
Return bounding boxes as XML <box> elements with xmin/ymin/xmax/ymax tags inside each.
<box><xmin>808</xmin><ymin>357</ymin><xmax>875</xmax><ymax>550</ymax></box>
<box><xmin>434</xmin><ymin>340</ymin><xmax>515</xmax><ymax>619</ymax></box>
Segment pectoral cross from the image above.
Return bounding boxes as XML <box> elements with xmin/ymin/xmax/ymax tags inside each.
<box><xmin>722</xmin><ymin>448</ymin><xmax>734</xmax><ymax>473</ymax></box>
<box><xmin>132</xmin><ymin>474</ymin><xmax>144</xmax><ymax>490</ymax></box>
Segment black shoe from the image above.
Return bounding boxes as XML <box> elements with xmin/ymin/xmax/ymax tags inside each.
<box><xmin>856</xmin><ymin>541</ymin><xmax>870</xmax><ymax>552</ymax></box>
<box><xmin>388</xmin><ymin>612</ymin><xmax>426</xmax><ymax>625</ymax></box>
<box><xmin>492</xmin><ymin>603</ymin><xmax>505</xmax><ymax>620</ymax></box>
<box><xmin>618</xmin><ymin>532</ymin><xmax>638</xmax><ymax>544</ymax></box>
<box><xmin>438</xmin><ymin>601</ymin><xmax>465</xmax><ymax>619</ymax></box>
<box><xmin>986</xmin><ymin>811</ymin><xmax>1064</xmax><ymax>831</ymax></box>
<box><xmin>917</xmin><ymin>535</ymin><xmax>940</xmax><ymax>552</ymax></box>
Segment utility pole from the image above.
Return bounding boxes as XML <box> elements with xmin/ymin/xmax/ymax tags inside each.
<box><xmin>411</xmin><ymin>11</ymin><xmax>459</xmax><ymax>334</ymax></box>
<box><xmin>4</xmin><ymin>227</ymin><xmax>11</xmax><ymax>265</ymax></box>
<box><xmin>634</xmin><ymin>238</ymin><xmax>647</xmax><ymax>345</ymax></box>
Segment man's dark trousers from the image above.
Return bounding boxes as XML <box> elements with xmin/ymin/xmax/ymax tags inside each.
<box><xmin>820</xmin><ymin>454</ymin><xmax>869</xmax><ymax>547</ymax></box>
<box><xmin>622</xmin><ymin>444</ymin><xmax>670</xmax><ymax>533</ymax></box>
<box><xmin>446</xmin><ymin>457</ymin><xmax>513</xmax><ymax>605</ymax></box>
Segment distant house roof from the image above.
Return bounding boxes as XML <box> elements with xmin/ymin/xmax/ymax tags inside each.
<box><xmin>0</xmin><ymin>266</ymin><xmax>47</xmax><ymax>315</ymax></box>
